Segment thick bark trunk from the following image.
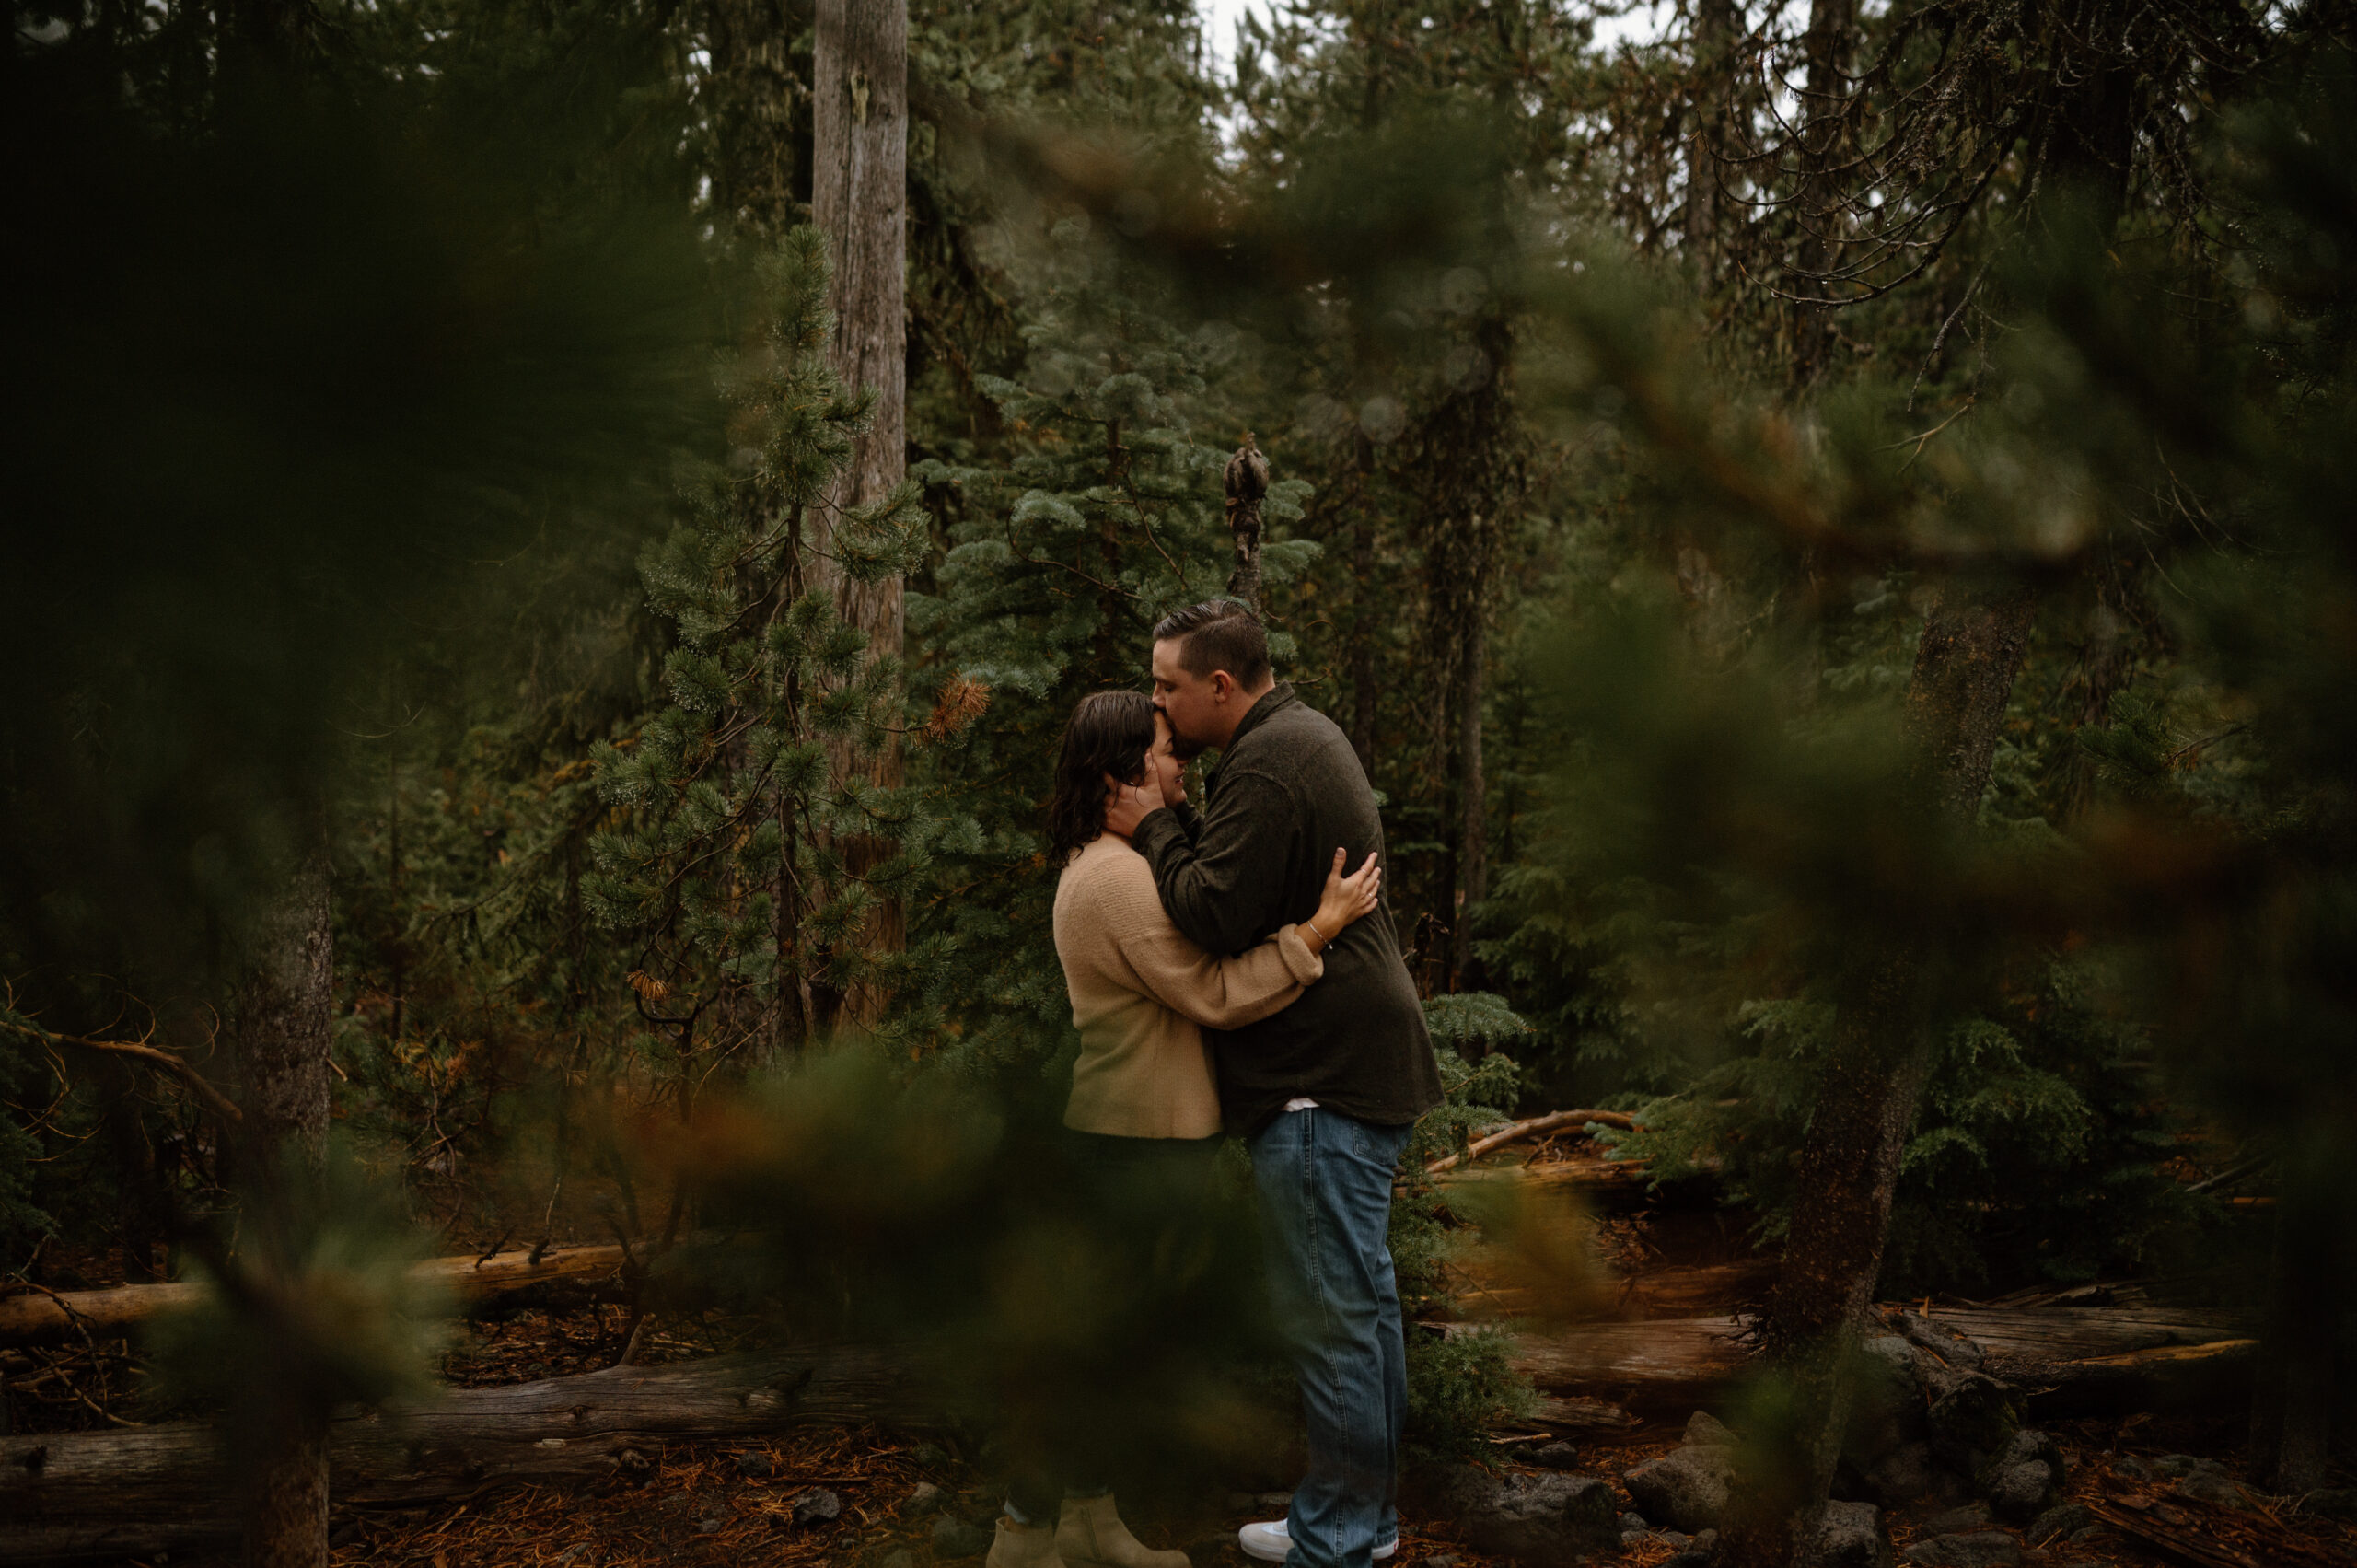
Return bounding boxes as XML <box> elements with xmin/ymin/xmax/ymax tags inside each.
<box><xmin>1348</xmin><ymin>433</ymin><xmax>1378</xmax><ymax>781</ymax></box>
<box><xmin>241</xmin><ymin>1422</ymin><xmax>327</xmax><ymax>1568</ymax></box>
<box><xmin>1453</xmin><ymin>610</ymin><xmax>1487</xmax><ymax>989</ymax></box>
<box><xmin>811</xmin><ymin>0</ymin><xmax>908</xmax><ymax>1017</ymax></box>
<box><xmin>1721</xmin><ymin>583</ymin><xmax>2037</xmax><ymax>1568</ymax></box>
<box><xmin>811</xmin><ymin>0</ymin><xmax>907</xmax><ymax>663</ymax></box>
<box><xmin>2059</xmin><ymin>563</ymin><xmax>2131</xmax><ymax>822</ymax></box>
<box><xmin>1903</xmin><ymin>586</ymin><xmax>2038</xmax><ymax>820</ymax></box>
<box><xmin>2247</xmin><ymin>1165</ymin><xmax>2340</xmax><ymax>1492</ymax></box>
<box><xmin>1431</xmin><ymin>668</ymin><xmax>1459</xmax><ymax>997</ymax></box>
<box><xmin>1788</xmin><ymin>0</ymin><xmax>1859</xmax><ymax>386</ymax></box>
<box><xmin>230</xmin><ymin>830</ymin><xmax>334</xmax><ymax>1568</ymax></box>
<box><xmin>1</xmin><ymin>1344</ymin><xmax>925</xmax><ymax>1563</ymax></box>
<box><xmin>234</xmin><ymin>842</ymin><xmax>331</xmax><ymax>1174</ymax></box>
<box><xmin>1683</xmin><ymin>0</ymin><xmax>1741</xmax><ymax>277</ymax></box>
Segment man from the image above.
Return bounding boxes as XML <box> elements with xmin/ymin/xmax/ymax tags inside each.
<box><xmin>1103</xmin><ymin>600</ymin><xmax>1442</xmax><ymax>1568</ymax></box>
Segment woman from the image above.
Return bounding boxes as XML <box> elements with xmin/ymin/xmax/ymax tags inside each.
<box><xmin>987</xmin><ymin>690</ymin><xmax>1381</xmax><ymax>1568</ymax></box>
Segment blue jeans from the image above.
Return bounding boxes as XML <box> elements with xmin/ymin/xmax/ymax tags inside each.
<box><xmin>1249</xmin><ymin>1108</ymin><xmax>1411</xmax><ymax>1568</ymax></box>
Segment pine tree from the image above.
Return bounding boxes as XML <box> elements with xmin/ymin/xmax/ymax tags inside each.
<box><xmin>586</xmin><ymin>226</ymin><xmax>930</xmax><ymax>1090</ymax></box>
<box><xmin>1225</xmin><ymin>0</ymin><xmax>1583</xmax><ymax>992</ymax></box>
<box><xmin>907</xmin><ymin>215</ymin><xmax>1312</xmax><ymax>1080</ymax></box>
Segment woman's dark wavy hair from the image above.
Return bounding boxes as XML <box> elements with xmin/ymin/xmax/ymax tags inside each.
<box><xmin>1047</xmin><ymin>690</ymin><xmax>1156</xmax><ymax>865</ymax></box>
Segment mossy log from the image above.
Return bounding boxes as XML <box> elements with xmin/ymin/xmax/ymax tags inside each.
<box><xmin>0</xmin><ymin>1342</ymin><xmax>925</xmax><ymax>1562</ymax></box>
<box><xmin>0</xmin><ymin>1242</ymin><xmax>642</xmax><ymax>1349</ymax></box>
<box><xmin>1479</xmin><ymin>1303</ymin><xmax>2252</xmax><ymax>1418</ymax></box>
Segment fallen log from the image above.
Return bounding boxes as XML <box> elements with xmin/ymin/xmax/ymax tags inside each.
<box><xmin>0</xmin><ymin>1241</ymin><xmax>641</xmax><ymax>1349</ymax></box>
<box><xmin>1496</xmin><ymin>1316</ymin><xmax>1754</xmax><ymax>1408</ymax></box>
<box><xmin>0</xmin><ymin>1341</ymin><xmax>926</xmax><ymax>1563</ymax></box>
<box><xmin>1424</xmin><ymin>1109</ymin><xmax>1641</xmax><ymax>1176</ymax></box>
<box><xmin>1465</xmin><ymin>1301</ymin><xmax>2255</xmax><ymax>1418</ymax></box>
<box><xmin>2018</xmin><ymin>1337</ymin><xmax>2260</xmax><ymax>1419</ymax></box>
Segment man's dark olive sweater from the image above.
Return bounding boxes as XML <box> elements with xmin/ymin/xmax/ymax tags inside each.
<box><xmin>1133</xmin><ymin>683</ymin><xmax>1442</xmax><ymax>1138</ymax></box>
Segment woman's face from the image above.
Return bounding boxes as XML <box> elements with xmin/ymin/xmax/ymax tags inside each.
<box><xmin>1145</xmin><ymin>713</ymin><xmax>1189</xmax><ymax>807</ymax></box>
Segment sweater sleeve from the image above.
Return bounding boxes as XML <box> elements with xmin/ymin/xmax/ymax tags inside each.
<box><xmin>1097</xmin><ymin>865</ymin><xmax>1324</xmax><ymax>1029</ymax></box>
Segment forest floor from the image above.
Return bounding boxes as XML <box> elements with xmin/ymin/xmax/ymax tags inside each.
<box><xmin>11</xmin><ymin>1135</ymin><xmax>2352</xmax><ymax>1568</ymax></box>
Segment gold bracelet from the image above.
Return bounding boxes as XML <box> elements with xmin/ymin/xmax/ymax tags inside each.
<box><xmin>1304</xmin><ymin>917</ymin><xmax>1329</xmax><ymax>946</ymax></box>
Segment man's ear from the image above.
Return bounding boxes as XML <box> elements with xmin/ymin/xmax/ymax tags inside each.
<box><xmin>1210</xmin><ymin>670</ymin><xmax>1234</xmax><ymax>702</ymax></box>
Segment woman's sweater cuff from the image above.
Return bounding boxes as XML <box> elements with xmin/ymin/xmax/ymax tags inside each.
<box><xmin>1276</xmin><ymin>924</ymin><xmax>1326</xmax><ymax>985</ymax></box>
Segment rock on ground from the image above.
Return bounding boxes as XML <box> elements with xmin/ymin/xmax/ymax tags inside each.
<box><xmin>1850</xmin><ymin>1337</ymin><xmax>1932</xmax><ymax>1460</ymax></box>
<box><xmin>1923</xmin><ymin>1371</ymin><xmax>2016</xmax><ymax>1474</ymax></box>
<box><xmin>2177</xmin><ymin>1468</ymin><xmax>2256</xmax><ymax>1510</ymax></box>
<box><xmin>1685</xmin><ymin>1410</ymin><xmax>1738</xmax><ymax>1446</ymax></box>
<box><xmin>2026</xmin><ymin>1501</ymin><xmax>2094</xmax><ymax>1545</ymax></box>
<box><xmin>1982</xmin><ymin>1429</ymin><xmax>2061</xmax><ymax>1523</ymax></box>
<box><xmin>1521</xmin><ymin>1441</ymin><xmax>1582</xmax><ymax>1470</ymax></box>
<box><xmin>1922</xmin><ymin>1504</ymin><xmax>1991</xmax><ymax>1536</ymax></box>
<box><xmin>1983</xmin><ymin>1460</ymin><xmax>2055</xmax><ymax>1523</ymax></box>
<box><xmin>932</xmin><ymin>1516</ymin><xmax>993</xmax><ymax>1559</ymax></box>
<box><xmin>1624</xmin><ymin>1442</ymin><xmax>1737</xmax><ymax>1533</ymax></box>
<box><xmin>1864</xmin><ymin>1442</ymin><xmax>1942</xmax><ymax>1507</ymax></box>
<box><xmin>1442</xmin><ymin>1468</ymin><xmax>1619</xmax><ymax>1563</ymax></box>
<box><xmin>1900</xmin><ymin>1531</ymin><xmax>2021</xmax><ymax>1568</ymax></box>
<box><xmin>1799</xmin><ymin>1500</ymin><xmax>1890</xmax><ymax>1568</ymax></box>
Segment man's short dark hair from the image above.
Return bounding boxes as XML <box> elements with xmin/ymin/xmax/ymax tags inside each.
<box><xmin>1153</xmin><ymin>599</ymin><xmax>1271</xmax><ymax>687</ymax></box>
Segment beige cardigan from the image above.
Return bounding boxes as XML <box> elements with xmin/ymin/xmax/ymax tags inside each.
<box><xmin>1052</xmin><ymin>834</ymin><xmax>1324</xmax><ymax>1139</ymax></box>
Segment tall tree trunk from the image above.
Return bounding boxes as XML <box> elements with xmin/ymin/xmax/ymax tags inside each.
<box><xmin>1348</xmin><ymin>433</ymin><xmax>1378</xmax><ymax>781</ymax></box>
<box><xmin>2059</xmin><ymin>556</ymin><xmax>2133</xmax><ymax>822</ymax></box>
<box><xmin>1788</xmin><ymin>0</ymin><xmax>1859</xmax><ymax>387</ymax></box>
<box><xmin>1429</xmin><ymin>644</ymin><xmax>1459</xmax><ymax>993</ymax></box>
<box><xmin>1722</xmin><ymin>583</ymin><xmax>2037</xmax><ymax>1568</ymax></box>
<box><xmin>2247</xmin><ymin>1150</ymin><xmax>2340</xmax><ymax>1492</ymax></box>
<box><xmin>811</xmin><ymin>0</ymin><xmax>907</xmax><ymax>1019</ymax></box>
<box><xmin>236</xmin><ymin>845</ymin><xmax>331</xmax><ymax>1168</ymax></box>
<box><xmin>811</xmin><ymin>0</ymin><xmax>907</xmax><ymax>657</ymax></box>
<box><xmin>1683</xmin><ymin>0</ymin><xmax>1741</xmax><ymax>279</ymax></box>
<box><xmin>1452</xmin><ymin>609</ymin><xmax>1487</xmax><ymax>990</ymax></box>
<box><xmin>232</xmin><ymin>832</ymin><xmax>333</xmax><ymax>1568</ymax></box>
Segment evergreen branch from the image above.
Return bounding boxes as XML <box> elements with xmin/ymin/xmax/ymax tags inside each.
<box><xmin>1116</xmin><ymin>475</ymin><xmax>1194</xmax><ymax>593</ymax></box>
<box><xmin>1000</xmin><ymin>517</ymin><xmax>1136</xmax><ymax>598</ymax></box>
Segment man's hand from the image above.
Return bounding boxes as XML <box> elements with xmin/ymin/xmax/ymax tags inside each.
<box><xmin>1103</xmin><ymin>774</ymin><xmax>1161</xmax><ymax>840</ymax></box>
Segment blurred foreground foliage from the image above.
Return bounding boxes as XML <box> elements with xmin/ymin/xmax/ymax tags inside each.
<box><xmin>6</xmin><ymin>0</ymin><xmax>2356</xmax><ymax>1494</ymax></box>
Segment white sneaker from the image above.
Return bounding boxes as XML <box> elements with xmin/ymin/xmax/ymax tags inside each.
<box><xmin>1237</xmin><ymin>1519</ymin><xmax>1398</xmax><ymax>1562</ymax></box>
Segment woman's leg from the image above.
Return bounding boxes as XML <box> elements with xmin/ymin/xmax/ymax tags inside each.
<box><xmin>1051</xmin><ymin>1131</ymin><xmax>1222</xmax><ymax>1568</ymax></box>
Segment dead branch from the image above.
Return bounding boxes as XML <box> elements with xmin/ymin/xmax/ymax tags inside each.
<box><xmin>1424</xmin><ymin>1109</ymin><xmax>1641</xmax><ymax>1175</ymax></box>
<box><xmin>0</xmin><ymin>1018</ymin><xmax>242</xmax><ymax>1127</ymax></box>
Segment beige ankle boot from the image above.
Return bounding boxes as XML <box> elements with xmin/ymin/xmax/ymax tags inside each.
<box><xmin>1056</xmin><ymin>1494</ymin><xmax>1190</xmax><ymax>1568</ymax></box>
<box><xmin>987</xmin><ymin>1516</ymin><xmax>1071</xmax><ymax>1568</ymax></box>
